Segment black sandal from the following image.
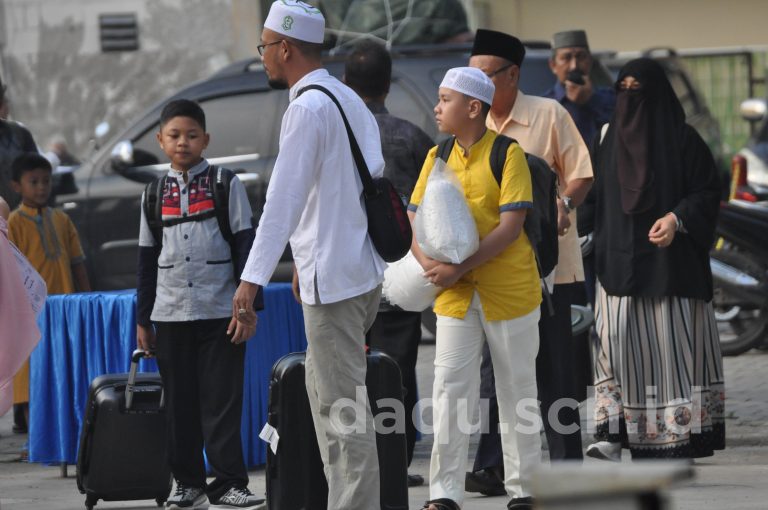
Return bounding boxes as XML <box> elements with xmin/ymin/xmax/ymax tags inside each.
<box><xmin>422</xmin><ymin>498</ymin><xmax>461</xmax><ymax>510</ymax></box>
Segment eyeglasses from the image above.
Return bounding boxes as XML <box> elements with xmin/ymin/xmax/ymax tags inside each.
<box><xmin>257</xmin><ymin>40</ymin><xmax>284</xmax><ymax>56</ymax></box>
<box><xmin>485</xmin><ymin>63</ymin><xmax>514</xmax><ymax>79</ymax></box>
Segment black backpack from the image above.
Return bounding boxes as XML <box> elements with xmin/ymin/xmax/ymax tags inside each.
<box><xmin>437</xmin><ymin>135</ymin><xmax>559</xmax><ymax>310</ymax></box>
<box><xmin>143</xmin><ymin>164</ymin><xmax>235</xmax><ymax>249</ymax></box>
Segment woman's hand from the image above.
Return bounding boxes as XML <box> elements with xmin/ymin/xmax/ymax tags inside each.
<box><xmin>424</xmin><ymin>262</ymin><xmax>465</xmax><ymax>288</ymax></box>
<box><xmin>648</xmin><ymin>213</ymin><xmax>678</xmax><ymax>247</ymax></box>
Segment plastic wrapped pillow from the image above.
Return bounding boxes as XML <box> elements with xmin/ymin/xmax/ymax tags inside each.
<box><xmin>382</xmin><ymin>251</ymin><xmax>438</xmax><ymax>312</ymax></box>
<box><xmin>414</xmin><ymin>158</ymin><xmax>479</xmax><ymax>264</ymax></box>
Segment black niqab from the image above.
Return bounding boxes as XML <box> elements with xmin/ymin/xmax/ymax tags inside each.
<box><xmin>613</xmin><ymin>58</ymin><xmax>686</xmax><ymax>214</ymax></box>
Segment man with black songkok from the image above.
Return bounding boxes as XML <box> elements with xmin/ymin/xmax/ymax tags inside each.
<box><xmin>466</xmin><ymin>29</ymin><xmax>593</xmax><ymax>504</ymax></box>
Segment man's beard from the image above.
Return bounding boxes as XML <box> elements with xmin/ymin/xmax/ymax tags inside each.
<box><xmin>268</xmin><ymin>78</ymin><xmax>289</xmax><ymax>90</ymax></box>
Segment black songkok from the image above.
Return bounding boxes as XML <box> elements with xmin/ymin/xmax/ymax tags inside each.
<box><xmin>470</xmin><ymin>29</ymin><xmax>526</xmax><ymax>67</ymax></box>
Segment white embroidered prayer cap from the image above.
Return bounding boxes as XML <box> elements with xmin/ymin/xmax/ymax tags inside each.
<box><xmin>439</xmin><ymin>67</ymin><xmax>495</xmax><ymax>106</ymax></box>
<box><xmin>263</xmin><ymin>1</ymin><xmax>326</xmax><ymax>44</ymax></box>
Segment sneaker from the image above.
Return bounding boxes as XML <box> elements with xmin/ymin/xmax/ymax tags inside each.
<box><xmin>166</xmin><ymin>482</ymin><xmax>206</xmax><ymax>509</ymax></box>
<box><xmin>585</xmin><ymin>441</ymin><xmax>622</xmax><ymax>462</ymax></box>
<box><xmin>507</xmin><ymin>496</ymin><xmax>534</xmax><ymax>509</ymax></box>
<box><xmin>209</xmin><ymin>487</ymin><xmax>266</xmax><ymax>510</ymax></box>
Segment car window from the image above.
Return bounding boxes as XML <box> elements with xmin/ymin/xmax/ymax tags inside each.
<box><xmin>132</xmin><ymin>90</ymin><xmax>287</xmax><ymax>162</ymax></box>
<box><xmin>388</xmin><ymin>75</ymin><xmax>438</xmax><ymax>139</ymax></box>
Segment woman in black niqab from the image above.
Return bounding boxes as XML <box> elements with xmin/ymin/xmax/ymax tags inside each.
<box><xmin>584</xmin><ymin>58</ymin><xmax>725</xmax><ymax>461</ymax></box>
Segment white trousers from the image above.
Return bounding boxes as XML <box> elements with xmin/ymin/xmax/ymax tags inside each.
<box><xmin>430</xmin><ymin>292</ymin><xmax>541</xmax><ymax>504</ymax></box>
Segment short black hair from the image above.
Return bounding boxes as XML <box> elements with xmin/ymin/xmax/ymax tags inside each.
<box><xmin>285</xmin><ymin>35</ymin><xmax>325</xmax><ymax>60</ymax></box>
<box><xmin>12</xmin><ymin>152</ymin><xmax>52</xmax><ymax>182</ymax></box>
<box><xmin>159</xmin><ymin>99</ymin><xmax>206</xmax><ymax>131</ymax></box>
<box><xmin>344</xmin><ymin>40</ymin><xmax>392</xmax><ymax>98</ymax></box>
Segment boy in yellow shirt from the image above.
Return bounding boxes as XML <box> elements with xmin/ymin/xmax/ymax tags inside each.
<box><xmin>408</xmin><ymin>67</ymin><xmax>541</xmax><ymax>510</ymax></box>
<box><xmin>8</xmin><ymin>152</ymin><xmax>90</xmax><ymax>434</ymax></box>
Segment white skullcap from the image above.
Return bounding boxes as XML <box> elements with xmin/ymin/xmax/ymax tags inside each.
<box><xmin>264</xmin><ymin>1</ymin><xmax>326</xmax><ymax>44</ymax></box>
<box><xmin>439</xmin><ymin>67</ymin><xmax>495</xmax><ymax>106</ymax></box>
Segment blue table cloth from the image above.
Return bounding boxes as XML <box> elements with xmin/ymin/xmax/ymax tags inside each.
<box><xmin>29</xmin><ymin>283</ymin><xmax>307</xmax><ymax>468</ymax></box>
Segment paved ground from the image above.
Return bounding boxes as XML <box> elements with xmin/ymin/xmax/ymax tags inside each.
<box><xmin>1</xmin><ymin>345</ymin><xmax>767</xmax><ymax>510</ymax></box>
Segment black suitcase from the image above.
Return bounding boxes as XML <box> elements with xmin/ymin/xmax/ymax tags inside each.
<box><xmin>76</xmin><ymin>349</ymin><xmax>172</xmax><ymax>510</ymax></box>
<box><xmin>265</xmin><ymin>350</ymin><xmax>409</xmax><ymax>510</ymax></box>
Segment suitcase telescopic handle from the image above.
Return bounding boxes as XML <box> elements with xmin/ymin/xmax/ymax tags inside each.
<box><xmin>126</xmin><ymin>349</ymin><xmax>158</xmax><ymax>410</ymax></box>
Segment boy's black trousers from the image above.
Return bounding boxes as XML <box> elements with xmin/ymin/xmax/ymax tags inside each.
<box><xmin>155</xmin><ymin>318</ymin><xmax>248</xmax><ymax>501</ymax></box>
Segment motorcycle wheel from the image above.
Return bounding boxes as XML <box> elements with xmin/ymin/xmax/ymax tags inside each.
<box><xmin>711</xmin><ymin>249</ymin><xmax>768</xmax><ymax>356</ymax></box>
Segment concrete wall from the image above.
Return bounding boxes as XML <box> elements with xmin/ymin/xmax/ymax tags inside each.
<box><xmin>0</xmin><ymin>0</ymin><xmax>262</xmax><ymax>157</ymax></box>
<box><xmin>474</xmin><ymin>0</ymin><xmax>768</xmax><ymax>52</ymax></box>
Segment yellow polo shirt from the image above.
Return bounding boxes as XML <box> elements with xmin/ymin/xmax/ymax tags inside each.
<box><xmin>409</xmin><ymin>129</ymin><xmax>541</xmax><ymax>321</ymax></box>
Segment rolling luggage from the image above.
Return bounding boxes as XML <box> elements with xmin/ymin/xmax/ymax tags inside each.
<box><xmin>265</xmin><ymin>350</ymin><xmax>409</xmax><ymax>510</ymax></box>
<box><xmin>76</xmin><ymin>349</ymin><xmax>172</xmax><ymax>510</ymax></box>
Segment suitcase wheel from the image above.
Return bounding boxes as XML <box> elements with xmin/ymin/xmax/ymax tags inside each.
<box><xmin>84</xmin><ymin>493</ymin><xmax>98</xmax><ymax>510</ymax></box>
<box><xmin>156</xmin><ymin>497</ymin><xmax>166</xmax><ymax>507</ymax></box>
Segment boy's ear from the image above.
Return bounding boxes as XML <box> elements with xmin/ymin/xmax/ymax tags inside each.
<box><xmin>156</xmin><ymin>131</ymin><xmax>163</xmax><ymax>147</ymax></box>
<box><xmin>202</xmin><ymin>132</ymin><xmax>210</xmax><ymax>150</ymax></box>
<box><xmin>468</xmin><ymin>98</ymin><xmax>483</xmax><ymax>120</ymax></box>
<box><xmin>10</xmin><ymin>180</ymin><xmax>21</xmax><ymax>194</ymax></box>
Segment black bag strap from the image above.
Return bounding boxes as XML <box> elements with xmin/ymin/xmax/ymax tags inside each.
<box><xmin>143</xmin><ymin>165</ymin><xmax>235</xmax><ymax>247</ymax></box>
<box><xmin>144</xmin><ymin>175</ymin><xmax>165</xmax><ymax>247</ymax></box>
<box><xmin>436</xmin><ymin>134</ymin><xmax>518</xmax><ymax>188</ymax></box>
<box><xmin>297</xmin><ymin>84</ymin><xmax>377</xmax><ymax>198</ymax></box>
<box><xmin>210</xmin><ymin>165</ymin><xmax>235</xmax><ymax>245</ymax></box>
<box><xmin>437</xmin><ymin>137</ymin><xmax>454</xmax><ymax>163</ymax></box>
<box><xmin>490</xmin><ymin>135</ymin><xmax>515</xmax><ymax>186</ymax></box>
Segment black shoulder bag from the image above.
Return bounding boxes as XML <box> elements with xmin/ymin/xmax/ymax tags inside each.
<box><xmin>298</xmin><ymin>84</ymin><xmax>412</xmax><ymax>262</ymax></box>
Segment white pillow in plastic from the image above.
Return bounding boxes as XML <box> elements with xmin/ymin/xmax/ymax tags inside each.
<box><xmin>414</xmin><ymin>159</ymin><xmax>479</xmax><ymax>264</ymax></box>
<box><xmin>382</xmin><ymin>251</ymin><xmax>438</xmax><ymax>312</ymax></box>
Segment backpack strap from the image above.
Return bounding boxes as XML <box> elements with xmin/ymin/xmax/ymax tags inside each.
<box><xmin>489</xmin><ymin>135</ymin><xmax>515</xmax><ymax>187</ymax></box>
<box><xmin>436</xmin><ymin>137</ymin><xmax>455</xmax><ymax>163</ymax></box>
<box><xmin>210</xmin><ymin>165</ymin><xmax>235</xmax><ymax>246</ymax></box>
<box><xmin>144</xmin><ymin>175</ymin><xmax>165</xmax><ymax>247</ymax></box>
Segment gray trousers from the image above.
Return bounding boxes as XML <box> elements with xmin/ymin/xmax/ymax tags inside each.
<box><xmin>302</xmin><ymin>285</ymin><xmax>382</xmax><ymax>510</ymax></box>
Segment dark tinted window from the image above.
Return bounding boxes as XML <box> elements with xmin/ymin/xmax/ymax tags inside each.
<box><xmin>132</xmin><ymin>90</ymin><xmax>287</xmax><ymax>161</ymax></box>
<box><xmin>388</xmin><ymin>75</ymin><xmax>438</xmax><ymax>139</ymax></box>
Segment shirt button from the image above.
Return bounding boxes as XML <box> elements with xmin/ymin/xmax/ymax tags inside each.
<box><xmin>182</xmin><ymin>212</ymin><xmax>187</xmax><ymax>218</ymax></box>
<box><xmin>185</xmin><ymin>256</ymin><xmax>190</xmax><ymax>262</ymax></box>
<box><xmin>184</xmin><ymin>234</ymin><xmax>188</xmax><ymax>240</ymax></box>
<box><xmin>182</xmin><ymin>189</ymin><xmax>187</xmax><ymax>194</ymax></box>
<box><xmin>188</xmin><ymin>282</ymin><xmax>193</xmax><ymax>287</ymax></box>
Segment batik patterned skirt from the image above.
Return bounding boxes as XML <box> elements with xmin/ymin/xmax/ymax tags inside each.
<box><xmin>592</xmin><ymin>282</ymin><xmax>726</xmax><ymax>459</ymax></box>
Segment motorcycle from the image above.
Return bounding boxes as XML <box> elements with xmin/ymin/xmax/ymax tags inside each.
<box><xmin>710</xmin><ymin>199</ymin><xmax>768</xmax><ymax>356</ymax></box>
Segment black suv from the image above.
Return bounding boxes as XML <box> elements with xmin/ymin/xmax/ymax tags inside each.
<box><xmin>58</xmin><ymin>44</ymin><xmax>613</xmax><ymax>290</ymax></box>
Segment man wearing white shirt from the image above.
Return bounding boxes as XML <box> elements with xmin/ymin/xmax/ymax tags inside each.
<box><xmin>231</xmin><ymin>2</ymin><xmax>385</xmax><ymax>509</ymax></box>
